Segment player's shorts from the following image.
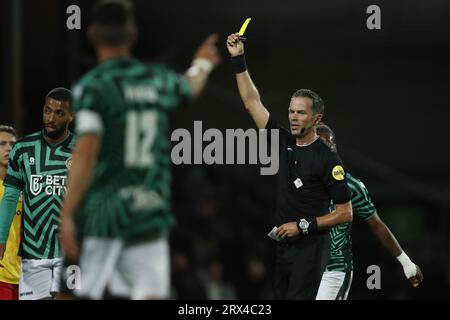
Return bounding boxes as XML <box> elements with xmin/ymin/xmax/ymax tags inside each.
<box><xmin>62</xmin><ymin>235</ymin><xmax>169</xmax><ymax>300</ymax></box>
<box><xmin>19</xmin><ymin>258</ymin><xmax>63</xmax><ymax>300</ymax></box>
<box><xmin>316</xmin><ymin>270</ymin><xmax>353</xmax><ymax>300</ymax></box>
<box><xmin>0</xmin><ymin>281</ymin><xmax>19</xmax><ymax>300</ymax></box>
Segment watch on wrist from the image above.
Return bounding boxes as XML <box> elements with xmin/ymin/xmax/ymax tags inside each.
<box><xmin>298</xmin><ymin>218</ymin><xmax>309</xmax><ymax>235</ymax></box>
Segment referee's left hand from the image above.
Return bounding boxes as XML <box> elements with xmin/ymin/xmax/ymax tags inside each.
<box><xmin>276</xmin><ymin>222</ymin><xmax>300</xmax><ymax>239</ymax></box>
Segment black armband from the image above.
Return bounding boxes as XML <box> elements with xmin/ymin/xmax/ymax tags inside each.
<box><xmin>230</xmin><ymin>54</ymin><xmax>247</xmax><ymax>74</ymax></box>
<box><xmin>297</xmin><ymin>217</ymin><xmax>318</xmax><ymax>235</ymax></box>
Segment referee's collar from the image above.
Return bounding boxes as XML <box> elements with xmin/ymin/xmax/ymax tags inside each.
<box><xmin>296</xmin><ymin>136</ymin><xmax>320</xmax><ymax>148</ymax></box>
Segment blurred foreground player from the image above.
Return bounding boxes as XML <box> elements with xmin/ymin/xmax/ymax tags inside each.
<box><xmin>226</xmin><ymin>33</ymin><xmax>352</xmax><ymax>299</ymax></box>
<box><xmin>315</xmin><ymin>123</ymin><xmax>423</xmax><ymax>300</ymax></box>
<box><xmin>60</xmin><ymin>0</ymin><xmax>220</xmax><ymax>299</ymax></box>
<box><xmin>0</xmin><ymin>89</ymin><xmax>75</xmax><ymax>300</ymax></box>
<box><xmin>0</xmin><ymin>126</ymin><xmax>21</xmax><ymax>300</ymax></box>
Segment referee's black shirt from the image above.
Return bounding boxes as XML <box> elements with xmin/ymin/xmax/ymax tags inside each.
<box><xmin>266</xmin><ymin>116</ymin><xmax>351</xmax><ymax>226</ymax></box>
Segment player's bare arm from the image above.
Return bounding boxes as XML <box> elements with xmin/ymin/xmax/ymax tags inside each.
<box><xmin>184</xmin><ymin>34</ymin><xmax>221</xmax><ymax>98</ymax></box>
<box><xmin>366</xmin><ymin>213</ymin><xmax>402</xmax><ymax>256</ymax></box>
<box><xmin>366</xmin><ymin>213</ymin><xmax>424</xmax><ymax>287</ymax></box>
<box><xmin>60</xmin><ymin>134</ymin><xmax>101</xmax><ymax>260</ymax></box>
<box><xmin>226</xmin><ymin>33</ymin><xmax>269</xmax><ymax>129</ymax></box>
<box><xmin>316</xmin><ymin>201</ymin><xmax>353</xmax><ymax>229</ymax></box>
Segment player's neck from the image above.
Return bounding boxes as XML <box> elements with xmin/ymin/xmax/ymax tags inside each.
<box><xmin>43</xmin><ymin>130</ymin><xmax>69</xmax><ymax>145</ymax></box>
<box><xmin>97</xmin><ymin>45</ymin><xmax>131</xmax><ymax>63</ymax></box>
<box><xmin>296</xmin><ymin>131</ymin><xmax>318</xmax><ymax>147</ymax></box>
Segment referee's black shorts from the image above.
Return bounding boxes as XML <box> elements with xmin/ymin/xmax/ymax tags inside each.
<box><xmin>274</xmin><ymin>231</ymin><xmax>330</xmax><ymax>300</ymax></box>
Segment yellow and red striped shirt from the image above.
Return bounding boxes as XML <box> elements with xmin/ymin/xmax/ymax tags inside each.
<box><xmin>0</xmin><ymin>182</ymin><xmax>22</xmax><ymax>284</ymax></box>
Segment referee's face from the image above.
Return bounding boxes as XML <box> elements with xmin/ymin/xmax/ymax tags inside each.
<box><xmin>288</xmin><ymin>97</ymin><xmax>318</xmax><ymax>138</ymax></box>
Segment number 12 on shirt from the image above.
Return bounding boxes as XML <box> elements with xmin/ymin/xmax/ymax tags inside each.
<box><xmin>125</xmin><ymin>110</ymin><xmax>158</xmax><ymax>168</ymax></box>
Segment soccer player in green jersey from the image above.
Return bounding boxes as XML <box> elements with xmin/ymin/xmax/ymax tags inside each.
<box><xmin>315</xmin><ymin>123</ymin><xmax>423</xmax><ymax>300</ymax></box>
<box><xmin>0</xmin><ymin>88</ymin><xmax>75</xmax><ymax>300</ymax></box>
<box><xmin>59</xmin><ymin>0</ymin><xmax>220</xmax><ymax>299</ymax></box>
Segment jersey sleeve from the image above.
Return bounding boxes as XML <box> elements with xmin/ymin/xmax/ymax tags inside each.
<box><xmin>321</xmin><ymin>151</ymin><xmax>351</xmax><ymax>204</ymax></box>
<box><xmin>3</xmin><ymin>144</ymin><xmax>25</xmax><ymax>190</ymax></box>
<box><xmin>348</xmin><ymin>179</ymin><xmax>377</xmax><ymax>220</ymax></box>
<box><xmin>72</xmin><ymin>83</ymin><xmax>105</xmax><ymax>136</ymax></box>
<box><xmin>0</xmin><ymin>186</ymin><xmax>20</xmax><ymax>243</ymax></box>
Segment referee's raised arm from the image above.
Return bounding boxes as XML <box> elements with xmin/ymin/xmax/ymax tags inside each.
<box><xmin>226</xmin><ymin>33</ymin><xmax>269</xmax><ymax>129</ymax></box>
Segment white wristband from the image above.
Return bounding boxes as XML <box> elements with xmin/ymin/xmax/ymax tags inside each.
<box><xmin>186</xmin><ymin>58</ymin><xmax>213</xmax><ymax>77</ymax></box>
<box><xmin>192</xmin><ymin>58</ymin><xmax>213</xmax><ymax>72</ymax></box>
<box><xmin>396</xmin><ymin>251</ymin><xmax>417</xmax><ymax>279</ymax></box>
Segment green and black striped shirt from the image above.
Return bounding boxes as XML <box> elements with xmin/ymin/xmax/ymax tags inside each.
<box><xmin>4</xmin><ymin>131</ymin><xmax>75</xmax><ymax>259</ymax></box>
<box><xmin>72</xmin><ymin>57</ymin><xmax>191</xmax><ymax>240</ymax></box>
<box><xmin>326</xmin><ymin>173</ymin><xmax>376</xmax><ymax>272</ymax></box>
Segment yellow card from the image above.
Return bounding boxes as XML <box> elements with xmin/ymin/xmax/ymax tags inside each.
<box><xmin>238</xmin><ymin>18</ymin><xmax>252</xmax><ymax>36</ymax></box>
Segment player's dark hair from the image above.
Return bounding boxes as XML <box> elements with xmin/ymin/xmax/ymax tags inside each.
<box><xmin>316</xmin><ymin>122</ymin><xmax>337</xmax><ymax>151</ymax></box>
<box><xmin>291</xmin><ymin>89</ymin><xmax>325</xmax><ymax>115</ymax></box>
<box><xmin>0</xmin><ymin>125</ymin><xmax>16</xmax><ymax>137</ymax></box>
<box><xmin>46</xmin><ymin>87</ymin><xmax>72</xmax><ymax>107</ymax></box>
<box><xmin>92</xmin><ymin>0</ymin><xmax>136</xmax><ymax>46</ymax></box>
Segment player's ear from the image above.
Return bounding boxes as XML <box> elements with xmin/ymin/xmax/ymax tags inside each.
<box><xmin>69</xmin><ymin>110</ymin><xmax>74</xmax><ymax>124</ymax></box>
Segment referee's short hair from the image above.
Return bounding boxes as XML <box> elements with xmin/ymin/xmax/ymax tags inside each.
<box><xmin>91</xmin><ymin>0</ymin><xmax>136</xmax><ymax>46</ymax></box>
<box><xmin>291</xmin><ymin>89</ymin><xmax>325</xmax><ymax>115</ymax></box>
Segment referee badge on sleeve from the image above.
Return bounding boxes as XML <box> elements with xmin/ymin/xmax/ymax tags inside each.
<box><xmin>294</xmin><ymin>178</ymin><xmax>303</xmax><ymax>188</ymax></box>
<box><xmin>332</xmin><ymin>165</ymin><xmax>345</xmax><ymax>181</ymax></box>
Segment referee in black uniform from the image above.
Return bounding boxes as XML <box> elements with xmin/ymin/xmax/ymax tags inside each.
<box><xmin>226</xmin><ymin>33</ymin><xmax>353</xmax><ymax>299</ymax></box>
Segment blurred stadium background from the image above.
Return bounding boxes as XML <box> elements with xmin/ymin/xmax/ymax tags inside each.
<box><xmin>1</xmin><ymin>0</ymin><xmax>449</xmax><ymax>299</ymax></box>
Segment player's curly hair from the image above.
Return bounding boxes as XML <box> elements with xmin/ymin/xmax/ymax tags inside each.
<box><xmin>316</xmin><ymin>122</ymin><xmax>337</xmax><ymax>152</ymax></box>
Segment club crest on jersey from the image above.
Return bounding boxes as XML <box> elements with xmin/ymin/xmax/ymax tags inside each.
<box><xmin>332</xmin><ymin>165</ymin><xmax>345</xmax><ymax>181</ymax></box>
<box><xmin>66</xmin><ymin>157</ymin><xmax>72</xmax><ymax>170</ymax></box>
<box><xmin>29</xmin><ymin>174</ymin><xmax>67</xmax><ymax>196</ymax></box>
<box><xmin>30</xmin><ymin>175</ymin><xmax>43</xmax><ymax>195</ymax></box>
<box><xmin>29</xmin><ymin>157</ymin><xmax>35</xmax><ymax>165</ymax></box>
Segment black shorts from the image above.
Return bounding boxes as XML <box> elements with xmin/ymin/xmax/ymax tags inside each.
<box><xmin>274</xmin><ymin>231</ymin><xmax>330</xmax><ymax>299</ymax></box>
